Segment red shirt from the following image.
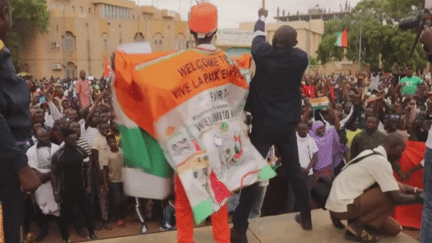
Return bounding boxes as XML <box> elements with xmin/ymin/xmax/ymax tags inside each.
<box><xmin>75</xmin><ymin>79</ymin><xmax>91</xmax><ymax>108</ymax></box>
<box><xmin>302</xmin><ymin>84</ymin><xmax>315</xmax><ymax>99</ymax></box>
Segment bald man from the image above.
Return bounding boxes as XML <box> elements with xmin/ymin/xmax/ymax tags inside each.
<box><xmin>326</xmin><ymin>133</ymin><xmax>424</xmax><ymax>241</ymax></box>
<box><xmin>231</xmin><ymin>7</ymin><xmax>311</xmax><ymax>243</ymax></box>
<box><xmin>0</xmin><ymin>0</ymin><xmax>41</xmax><ymax>242</ymax></box>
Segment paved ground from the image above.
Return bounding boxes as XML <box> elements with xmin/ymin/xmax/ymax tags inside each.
<box><xmin>87</xmin><ymin>210</ymin><xmax>418</xmax><ymax>243</ymax></box>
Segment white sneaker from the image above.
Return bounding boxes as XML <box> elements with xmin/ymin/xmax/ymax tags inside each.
<box><xmin>159</xmin><ymin>222</ymin><xmax>173</xmax><ymax>231</ymax></box>
<box><xmin>141</xmin><ymin>224</ymin><xmax>148</xmax><ymax>234</ymax></box>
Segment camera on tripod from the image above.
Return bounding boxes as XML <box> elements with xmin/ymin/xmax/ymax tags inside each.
<box><xmin>399</xmin><ymin>0</ymin><xmax>432</xmax><ymax>56</ymax></box>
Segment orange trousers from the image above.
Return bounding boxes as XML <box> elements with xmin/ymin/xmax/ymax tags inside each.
<box><xmin>175</xmin><ymin>175</ymin><xmax>230</xmax><ymax>243</ymax></box>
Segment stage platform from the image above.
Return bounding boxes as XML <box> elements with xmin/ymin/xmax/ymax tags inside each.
<box><xmin>91</xmin><ymin>210</ymin><xmax>417</xmax><ymax>243</ymax></box>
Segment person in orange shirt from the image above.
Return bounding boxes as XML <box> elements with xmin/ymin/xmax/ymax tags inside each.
<box><xmin>75</xmin><ymin>70</ymin><xmax>91</xmax><ymax>108</ymax></box>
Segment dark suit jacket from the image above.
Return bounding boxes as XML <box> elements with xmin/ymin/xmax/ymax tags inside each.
<box><xmin>0</xmin><ymin>45</ymin><xmax>31</xmax><ymax>172</ymax></box>
<box><xmin>245</xmin><ymin>19</ymin><xmax>308</xmax><ymax>124</ymax></box>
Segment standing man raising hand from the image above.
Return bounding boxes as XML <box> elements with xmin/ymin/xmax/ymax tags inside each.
<box><xmin>232</xmin><ymin>8</ymin><xmax>311</xmax><ymax>243</ymax></box>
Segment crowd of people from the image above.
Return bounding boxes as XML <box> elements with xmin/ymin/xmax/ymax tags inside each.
<box><xmin>17</xmin><ymin>18</ymin><xmax>432</xmax><ymax>243</ymax></box>
<box><xmin>20</xmin><ymin>66</ymin><xmax>181</xmax><ymax>242</ymax></box>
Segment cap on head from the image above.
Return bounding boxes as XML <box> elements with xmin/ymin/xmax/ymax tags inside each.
<box><xmin>272</xmin><ymin>25</ymin><xmax>298</xmax><ymax>48</ymax></box>
<box><xmin>189</xmin><ymin>2</ymin><xmax>218</xmax><ymax>39</ymax></box>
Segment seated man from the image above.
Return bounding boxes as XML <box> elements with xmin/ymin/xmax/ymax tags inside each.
<box><xmin>325</xmin><ymin>133</ymin><xmax>424</xmax><ymax>242</ymax></box>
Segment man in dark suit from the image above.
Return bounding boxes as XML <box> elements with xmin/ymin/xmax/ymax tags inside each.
<box><xmin>231</xmin><ymin>8</ymin><xmax>311</xmax><ymax>243</ymax></box>
<box><xmin>0</xmin><ymin>0</ymin><xmax>41</xmax><ymax>242</ymax></box>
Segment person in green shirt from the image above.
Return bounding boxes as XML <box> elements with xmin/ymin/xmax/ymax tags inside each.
<box><xmin>400</xmin><ymin>69</ymin><xmax>423</xmax><ymax>95</ymax></box>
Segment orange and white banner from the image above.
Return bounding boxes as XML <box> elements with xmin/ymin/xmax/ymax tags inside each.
<box><xmin>114</xmin><ymin>43</ymin><xmax>275</xmax><ymax>223</ymax></box>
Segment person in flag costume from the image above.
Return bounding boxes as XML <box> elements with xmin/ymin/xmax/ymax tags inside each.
<box><xmin>113</xmin><ymin>2</ymin><xmax>275</xmax><ymax>243</ymax></box>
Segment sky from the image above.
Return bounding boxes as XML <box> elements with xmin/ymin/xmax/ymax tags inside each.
<box><xmin>133</xmin><ymin>0</ymin><xmax>363</xmax><ymax>29</ymax></box>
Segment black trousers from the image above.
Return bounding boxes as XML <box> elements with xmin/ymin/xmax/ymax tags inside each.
<box><xmin>59</xmin><ymin>189</ymin><xmax>94</xmax><ymax>240</ymax></box>
<box><xmin>0</xmin><ymin>169</ymin><xmax>23</xmax><ymax>243</ymax></box>
<box><xmin>233</xmin><ymin>120</ymin><xmax>311</xmax><ymax>233</ymax></box>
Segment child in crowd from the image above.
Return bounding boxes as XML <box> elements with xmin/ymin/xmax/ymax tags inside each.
<box><xmin>104</xmin><ymin>134</ymin><xmax>126</xmax><ymax>227</ymax></box>
<box><xmin>296</xmin><ymin>123</ymin><xmax>318</xmax><ymax>194</ymax></box>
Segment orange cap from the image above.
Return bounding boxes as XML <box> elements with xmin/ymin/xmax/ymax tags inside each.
<box><xmin>189</xmin><ymin>3</ymin><xmax>218</xmax><ymax>37</ymax></box>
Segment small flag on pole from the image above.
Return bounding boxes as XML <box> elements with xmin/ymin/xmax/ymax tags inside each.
<box><xmin>335</xmin><ymin>29</ymin><xmax>348</xmax><ymax>48</ymax></box>
<box><xmin>310</xmin><ymin>97</ymin><xmax>330</xmax><ymax>110</ymax></box>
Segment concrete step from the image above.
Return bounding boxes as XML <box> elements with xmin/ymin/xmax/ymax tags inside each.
<box><xmin>90</xmin><ymin>209</ymin><xmax>417</xmax><ymax>243</ymax></box>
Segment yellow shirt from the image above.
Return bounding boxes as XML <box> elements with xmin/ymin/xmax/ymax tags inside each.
<box><xmin>346</xmin><ymin>129</ymin><xmax>362</xmax><ymax>148</ymax></box>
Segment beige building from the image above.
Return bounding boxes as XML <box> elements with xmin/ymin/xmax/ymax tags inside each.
<box><xmin>237</xmin><ymin>19</ymin><xmax>324</xmax><ymax>58</ymax></box>
<box><xmin>19</xmin><ymin>0</ymin><xmax>191</xmax><ymax>80</ymax></box>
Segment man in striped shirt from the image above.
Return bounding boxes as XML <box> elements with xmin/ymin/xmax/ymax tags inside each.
<box><xmin>69</xmin><ymin>122</ymin><xmax>92</xmax><ymax>159</ymax></box>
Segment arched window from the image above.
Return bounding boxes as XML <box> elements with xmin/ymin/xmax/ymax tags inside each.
<box><xmin>153</xmin><ymin>33</ymin><xmax>163</xmax><ymax>51</ymax></box>
<box><xmin>63</xmin><ymin>31</ymin><xmax>76</xmax><ymax>52</ymax></box>
<box><xmin>102</xmin><ymin>33</ymin><xmax>109</xmax><ymax>50</ymax></box>
<box><xmin>176</xmin><ymin>34</ymin><xmax>186</xmax><ymax>51</ymax></box>
<box><xmin>134</xmin><ymin>32</ymin><xmax>144</xmax><ymax>42</ymax></box>
<box><xmin>66</xmin><ymin>62</ymin><xmax>77</xmax><ymax>79</ymax></box>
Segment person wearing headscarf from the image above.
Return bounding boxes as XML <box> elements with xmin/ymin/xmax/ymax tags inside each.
<box><xmin>309</xmin><ymin>121</ymin><xmax>343</xmax><ymax>183</ymax></box>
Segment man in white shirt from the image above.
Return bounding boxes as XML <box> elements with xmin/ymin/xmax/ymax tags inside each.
<box><xmin>26</xmin><ymin>128</ymin><xmax>61</xmax><ymax>241</ymax></box>
<box><xmin>295</xmin><ymin>123</ymin><xmax>318</xmax><ymax>200</ymax></box>
<box><xmin>297</xmin><ymin>123</ymin><xmax>318</xmax><ymax>177</ymax></box>
<box><xmin>326</xmin><ymin>133</ymin><xmax>424</xmax><ymax>241</ymax></box>
<box><xmin>285</xmin><ymin>123</ymin><xmax>318</xmax><ymax>214</ymax></box>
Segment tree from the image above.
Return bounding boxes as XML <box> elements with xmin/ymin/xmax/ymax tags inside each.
<box><xmin>317</xmin><ymin>0</ymin><xmax>427</xmax><ymax>72</ymax></box>
<box><xmin>6</xmin><ymin>0</ymin><xmax>49</xmax><ymax>68</ymax></box>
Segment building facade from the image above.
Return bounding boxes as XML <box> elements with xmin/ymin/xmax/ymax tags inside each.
<box><xmin>20</xmin><ymin>0</ymin><xmax>191</xmax><ymax>80</ymax></box>
<box><xmin>237</xmin><ymin>19</ymin><xmax>324</xmax><ymax>58</ymax></box>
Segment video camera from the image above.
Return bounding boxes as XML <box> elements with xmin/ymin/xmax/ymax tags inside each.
<box><xmin>399</xmin><ymin>0</ymin><xmax>432</xmax><ymax>56</ymax></box>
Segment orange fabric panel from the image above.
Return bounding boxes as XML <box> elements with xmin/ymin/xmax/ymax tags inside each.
<box><xmin>392</xmin><ymin>140</ymin><xmax>425</xmax><ymax>229</ymax></box>
<box><xmin>114</xmin><ymin>48</ymin><xmax>248</xmax><ymax>137</ymax></box>
<box><xmin>231</xmin><ymin>53</ymin><xmax>252</xmax><ymax>69</ymax></box>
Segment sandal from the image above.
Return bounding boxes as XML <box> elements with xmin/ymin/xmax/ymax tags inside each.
<box><xmin>345</xmin><ymin>230</ymin><xmax>379</xmax><ymax>243</ymax></box>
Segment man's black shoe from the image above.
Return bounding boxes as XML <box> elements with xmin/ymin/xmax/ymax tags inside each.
<box><xmin>230</xmin><ymin>227</ymin><xmax>248</xmax><ymax>243</ymax></box>
<box><xmin>76</xmin><ymin>228</ymin><xmax>88</xmax><ymax>238</ymax></box>
<box><xmin>295</xmin><ymin>213</ymin><xmax>313</xmax><ymax>231</ymax></box>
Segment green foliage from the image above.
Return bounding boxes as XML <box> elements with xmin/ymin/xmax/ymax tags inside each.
<box><xmin>317</xmin><ymin>0</ymin><xmax>427</xmax><ymax>72</ymax></box>
<box><xmin>309</xmin><ymin>57</ymin><xmax>319</xmax><ymax>65</ymax></box>
<box><xmin>6</xmin><ymin>0</ymin><xmax>50</xmax><ymax>67</ymax></box>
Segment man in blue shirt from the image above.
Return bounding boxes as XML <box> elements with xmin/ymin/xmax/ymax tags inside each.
<box><xmin>0</xmin><ymin>0</ymin><xmax>42</xmax><ymax>242</ymax></box>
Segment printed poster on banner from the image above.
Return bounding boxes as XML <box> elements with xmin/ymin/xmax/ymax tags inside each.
<box><xmin>114</xmin><ymin>43</ymin><xmax>276</xmax><ymax>223</ymax></box>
